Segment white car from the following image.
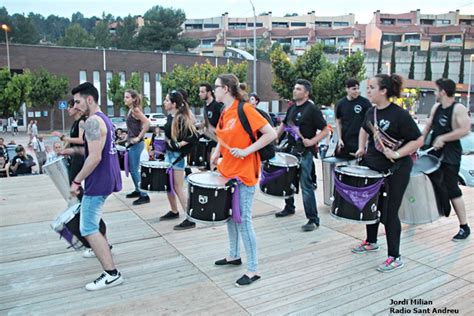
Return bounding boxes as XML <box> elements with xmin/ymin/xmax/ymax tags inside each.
<box><xmin>459</xmin><ymin>132</ymin><xmax>474</xmax><ymax>187</ymax></box>
<box><xmin>146</xmin><ymin>113</ymin><xmax>167</xmax><ymax>130</ymax></box>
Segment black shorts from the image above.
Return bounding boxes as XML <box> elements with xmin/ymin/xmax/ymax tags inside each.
<box><xmin>440</xmin><ymin>162</ymin><xmax>462</xmax><ymax>199</ymax></box>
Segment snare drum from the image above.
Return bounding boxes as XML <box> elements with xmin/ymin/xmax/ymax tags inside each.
<box><xmin>259</xmin><ymin>152</ymin><xmax>299</xmax><ymax>198</ymax></box>
<box><xmin>399</xmin><ymin>171</ymin><xmax>440</xmax><ymax>225</ymax></box>
<box><xmin>331</xmin><ymin>165</ymin><xmax>385</xmax><ymax>224</ymax></box>
<box><xmin>187</xmin><ymin>172</ymin><xmax>233</xmax><ymax>224</ymax></box>
<box><xmin>140</xmin><ymin>161</ymin><xmax>171</xmax><ymax>192</ymax></box>
<box><xmin>116</xmin><ymin>145</ymin><xmax>127</xmax><ymax>171</ymax></box>
<box><xmin>189</xmin><ymin>138</ymin><xmax>211</xmax><ymax>168</ymax></box>
<box><xmin>322</xmin><ymin>157</ymin><xmax>356</xmax><ymax>206</ymax></box>
<box><xmin>51</xmin><ymin>203</ymin><xmax>107</xmax><ymax>249</ymax></box>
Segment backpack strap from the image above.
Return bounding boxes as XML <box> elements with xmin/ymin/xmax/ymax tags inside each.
<box><xmin>237</xmin><ymin>101</ymin><xmax>256</xmax><ymax>143</ymax></box>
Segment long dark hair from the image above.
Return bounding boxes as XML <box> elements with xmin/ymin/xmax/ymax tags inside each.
<box><xmin>169</xmin><ymin>90</ymin><xmax>197</xmax><ymax>141</ymax></box>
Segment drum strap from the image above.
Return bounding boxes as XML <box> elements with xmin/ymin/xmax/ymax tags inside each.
<box><xmin>334</xmin><ymin>174</ymin><xmax>384</xmax><ymax>211</ymax></box>
<box><xmin>165</xmin><ymin>152</ymin><xmax>188</xmax><ymax>196</ymax></box>
<box><xmin>226</xmin><ymin>178</ymin><xmax>242</xmax><ymax>224</ymax></box>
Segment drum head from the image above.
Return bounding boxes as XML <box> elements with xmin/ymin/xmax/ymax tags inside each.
<box><xmin>188</xmin><ymin>172</ymin><xmax>229</xmax><ymax>189</ymax></box>
<box><xmin>268</xmin><ymin>152</ymin><xmax>299</xmax><ymax>167</ymax></box>
<box><xmin>116</xmin><ymin>145</ymin><xmax>126</xmax><ymax>152</ymax></box>
<box><xmin>336</xmin><ymin>165</ymin><xmax>383</xmax><ymax>178</ymax></box>
<box><xmin>322</xmin><ymin>156</ymin><xmax>353</xmax><ymax>164</ymax></box>
<box><xmin>51</xmin><ymin>203</ymin><xmax>81</xmax><ymax>231</ymax></box>
<box><xmin>412</xmin><ymin>154</ymin><xmax>440</xmax><ymax>175</ymax></box>
<box><xmin>140</xmin><ymin>161</ymin><xmax>170</xmax><ymax>168</ymax></box>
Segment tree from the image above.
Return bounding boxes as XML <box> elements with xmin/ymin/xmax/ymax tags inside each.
<box><xmin>161</xmin><ymin>60</ymin><xmax>248</xmax><ymax>109</ymax></box>
<box><xmin>424</xmin><ymin>41</ymin><xmax>432</xmax><ymax>81</ymax></box>
<box><xmin>377</xmin><ymin>35</ymin><xmax>383</xmax><ymax>74</ymax></box>
<box><xmin>71</xmin><ymin>12</ymin><xmax>97</xmax><ymax>33</ymax></box>
<box><xmin>44</xmin><ymin>14</ymin><xmax>71</xmax><ymax>42</ymax></box>
<box><xmin>11</xmin><ymin>14</ymin><xmax>41</xmax><ymax>44</ymax></box>
<box><xmin>57</xmin><ymin>23</ymin><xmax>94</xmax><ymax>47</ymax></box>
<box><xmin>390</xmin><ymin>41</ymin><xmax>396</xmax><ymax>75</ymax></box>
<box><xmin>442</xmin><ymin>48</ymin><xmax>450</xmax><ymax>79</ymax></box>
<box><xmin>107</xmin><ymin>74</ymin><xmax>124</xmax><ymax>116</ymax></box>
<box><xmin>29</xmin><ymin>69</ymin><xmax>69</xmax><ymax>130</ymax></box>
<box><xmin>92</xmin><ymin>16</ymin><xmax>113</xmax><ymax>48</ymax></box>
<box><xmin>408</xmin><ymin>51</ymin><xmax>415</xmax><ymax>80</ymax></box>
<box><xmin>0</xmin><ymin>70</ymin><xmax>32</xmax><ymax>117</ymax></box>
<box><xmin>124</xmin><ymin>73</ymin><xmax>149</xmax><ymax>109</ymax></box>
<box><xmin>115</xmin><ymin>15</ymin><xmax>137</xmax><ymax>50</ymax></box>
<box><xmin>270</xmin><ymin>45</ymin><xmax>295</xmax><ymax>100</ymax></box>
<box><xmin>459</xmin><ymin>33</ymin><xmax>466</xmax><ymax>84</ymax></box>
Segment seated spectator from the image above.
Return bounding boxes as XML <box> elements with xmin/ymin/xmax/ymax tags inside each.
<box><xmin>0</xmin><ymin>137</ymin><xmax>7</xmax><ymax>161</ymax></box>
<box><xmin>9</xmin><ymin>145</ymin><xmax>35</xmax><ymax>176</ymax></box>
<box><xmin>47</xmin><ymin>142</ymin><xmax>63</xmax><ymax>163</ymax></box>
<box><xmin>0</xmin><ymin>156</ymin><xmax>10</xmax><ymax>177</ymax></box>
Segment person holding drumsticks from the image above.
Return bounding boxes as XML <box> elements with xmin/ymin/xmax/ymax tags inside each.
<box><xmin>159</xmin><ymin>90</ymin><xmax>199</xmax><ymax>230</ymax></box>
<box><xmin>211</xmin><ymin>74</ymin><xmax>277</xmax><ymax>287</ymax></box>
<box><xmin>354</xmin><ymin>74</ymin><xmax>423</xmax><ymax>272</ymax></box>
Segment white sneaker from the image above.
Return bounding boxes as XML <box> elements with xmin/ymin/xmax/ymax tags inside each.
<box><xmin>82</xmin><ymin>245</ymin><xmax>113</xmax><ymax>258</ymax></box>
<box><xmin>85</xmin><ymin>271</ymin><xmax>123</xmax><ymax>291</ymax></box>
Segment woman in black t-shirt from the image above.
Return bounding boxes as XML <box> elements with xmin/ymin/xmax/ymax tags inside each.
<box><xmin>354</xmin><ymin>74</ymin><xmax>423</xmax><ymax>273</ymax></box>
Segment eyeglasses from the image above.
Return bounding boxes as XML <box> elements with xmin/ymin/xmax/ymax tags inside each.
<box><xmin>214</xmin><ymin>85</ymin><xmax>225</xmax><ymax>90</ymax></box>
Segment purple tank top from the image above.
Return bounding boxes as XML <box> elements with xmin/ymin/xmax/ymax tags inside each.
<box><xmin>84</xmin><ymin>112</ymin><xmax>123</xmax><ymax>196</ymax></box>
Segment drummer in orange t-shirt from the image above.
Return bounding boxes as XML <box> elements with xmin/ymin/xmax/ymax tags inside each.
<box><xmin>211</xmin><ymin>74</ymin><xmax>277</xmax><ymax>287</ymax></box>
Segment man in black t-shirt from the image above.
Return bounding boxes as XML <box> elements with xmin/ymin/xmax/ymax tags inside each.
<box><xmin>275</xmin><ymin>79</ymin><xmax>329</xmax><ymax>231</ymax></box>
<box><xmin>9</xmin><ymin>145</ymin><xmax>35</xmax><ymax>176</ymax></box>
<box><xmin>199</xmin><ymin>83</ymin><xmax>223</xmax><ymax>132</ymax></box>
<box><xmin>335</xmin><ymin>78</ymin><xmax>372</xmax><ymax>159</ymax></box>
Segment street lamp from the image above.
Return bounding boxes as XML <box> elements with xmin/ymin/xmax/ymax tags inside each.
<box><xmin>1</xmin><ymin>24</ymin><xmax>10</xmax><ymax>71</ymax></box>
<box><xmin>249</xmin><ymin>0</ymin><xmax>257</xmax><ymax>94</ymax></box>
<box><xmin>348</xmin><ymin>38</ymin><xmax>354</xmax><ymax>56</ymax></box>
<box><xmin>385</xmin><ymin>62</ymin><xmax>391</xmax><ymax>75</ymax></box>
<box><xmin>468</xmin><ymin>54</ymin><xmax>474</xmax><ymax>108</ymax></box>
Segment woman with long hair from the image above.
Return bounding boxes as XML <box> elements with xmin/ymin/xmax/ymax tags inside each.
<box><xmin>211</xmin><ymin>74</ymin><xmax>277</xmax><ymax>286</ymax></box>
<box><xmin>354</xmin><ymin>74</ymin><xmax>423</xmax><ymax>272</ymax></box>
<box><xmin>159</xmin><ymin>90</ymin><xmax>198</xmax><ymax>230</ymax></box>
<box><xmin>124</xmin><ymin>89</ymin><xmax>151</xmax><ymax>205</ymax></box>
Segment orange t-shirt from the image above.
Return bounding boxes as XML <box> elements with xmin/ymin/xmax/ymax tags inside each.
<box><xmin>216</xmin><ymin>100</ymin><xmax>268</xmax><ymax>186</ymax></box>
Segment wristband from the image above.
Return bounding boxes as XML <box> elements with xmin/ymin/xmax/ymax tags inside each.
<box><xmin>394</xmin><ymin>151</ymin><xmax>400</xmax><ymax>159</ymax></box>
<box><xmin>72</xmin><ymin>180</ymin><xmax>81</xmax><ymax>186</ymax></box>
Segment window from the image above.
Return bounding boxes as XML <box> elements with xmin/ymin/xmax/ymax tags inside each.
<box><xmin>231</xmin><ymin>39</ymin><xmax>247</xmax><ymax>48</ymax></box>
<box><xmin>420</xmin><ymin>19</ymin><xmax>434</xmax><ymax>25</ymax></box>
<box><xmin>431</xmin><ymin>35</ymin><xmax>443</xmax><ymax>43</ymax></box>
<box><xmin>106</xmin><ymin>71</ymin><xmax>113</xmax><ymax>115</ymax></box>
<box><xmin>247</xmin><ymin>22</ymin><xmax>263</xmax><ymax>27</ymax></box>
<box><xmin>143</xmin><ymin>72</ymin><xmax>150</xmax><ymax>109</ymax></box>
<box><xmin>445</xmin><ymin>35</ymin><xmax>462</xmax><ymax>44</ymax></box>
<box><xmin>333</xmin><ymin>22</ymin><xmax>349</xmax><ymax>27</ymax></box>
<box><xmin>381</xmin><ymin>19</ymin><xmax>395</xmax><ymax>25</ymax></box>
<box><xmin>291</xmin><ymin>22</ymin><xmax>306</xmax><ymax>27</ymax></box>
<box><xmin>436</xmin><ymin>19</ymin><xmax>451</xmax><ymax>25</ymax></box>
<box><xmin>229</xmin><ymin>22</ymin><xmax>246</xmax><ymax>29</ymax></box>
<box><xmin>201</xmin><ymin>39</ymin><xmax>214</xmax><ymax>48</ymax></box>
<box><xmin>274</xmin><ymin>38</ymin><xmax>291</xmax><ymax>45</ymax></box>
<box><xmin>459</xmin><ymin>19</ymin><xmax>472</xmax><ymax>26</ymax></box>
<box><xmin>119</xmin><ymin>72</ymin><xmax>125</xmax><ymax>86</ymax></box>
<box><xmin>319</xmin><ymin>38</ymin><xmax>336</xmax><ymax>46</ymax></box>
<box><xmin>382</xmin><ymin>34</ymin><xmax>402</xmax><ymax>42</ymax></box>
<box><xmin>155</xmin><ymin>73</ymin><xmax>162</xmax><ymax>108</ymax></box>
<box><xmin>79</xmin><ymin>70</ymin><xmax>87</xmax><ymax>84</ymax></box>
<box><xmin>397</xmin><ymin>19</ymin><xmax>411</xmax><ymax>24</ymax></box>
<box><xmin>185</xmin><ymin>24</ymin><xmax>203</xmax><ymax>30</ymax></box>
<box><xmin>315</xmin><ymin>21</ymin><xmax>331</xmax><ymax>28</ymax></box>
<box><xmin>93</xmin><ymin>71</ymin><xmax>101</xmax><ymax>105</ymax></box>
<box><xmin>272</xmin><ymin>22</ymin><xmax>289</xmax><ymax>28</ymax></box>
<box><xmin>293</xmin><ymin>37</ymin><xmax>308</xmax><ymax>47</ymax></box>
<box><xmin>404</xmin><ymin>34</ymin><xmax>420</xmax><ymax>43</ymax></box>
<box><xmin>203</xmin><ymin>23</ymin><xmax>219</xmax><ymax>28</ymax></box>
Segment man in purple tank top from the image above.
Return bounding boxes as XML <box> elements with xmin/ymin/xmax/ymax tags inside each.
<box><xmin>68</xmin><ymin>82</ymin><xmax>123</xmax><ymax>291</ymax></box>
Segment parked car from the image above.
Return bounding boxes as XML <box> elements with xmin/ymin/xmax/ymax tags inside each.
<box><xmin>110</xmin><ymin>117</ymin><xmax>127</xmax><ymax>132</ymax></box>
<box><xmin>146</xmin><ymin>113</ymin><xmax>167</xmax><ymax>130</ymax></box>
<box><xmin>459</xmin><ymin>132</ymin><xmax>474</xmax><ymax>187</ymax></box>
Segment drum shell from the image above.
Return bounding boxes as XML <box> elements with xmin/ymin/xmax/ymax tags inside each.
<box><xmin>399</xmin><ymin>172</ymin><xmax>440</xmax><ymax>224</ymax></box>
<box><xmin>189</xmin><ymin>139</ymin><xmax>211</xmax><ymax>168</ymax></box>
<box><xmin>43</xmin><ymin>157</ymin><xmax>73</xmax><ymax>202</ymax></box>
<box><xmin>331</xmin><ymin>166</ymin><xmax>383</xmax><ymax>224</ymax></box>
<box><xmin>260</xmin><ymin>164</ymin><xmax>299</xmax><ymax>198</ymax></box>
<box><xmin>187</xmin><ymin>172</ymin><xmax>232</xmax><ymax>224</ymax></box>
<box><xmin>140</xmin><ymin>162</ymin><xmax>170</xmax><ymax>192</ymax></box>
<box><xmin>322</xmin><ymin>157</ymin><xmax>356</xmax><ymax>206</ymax></box>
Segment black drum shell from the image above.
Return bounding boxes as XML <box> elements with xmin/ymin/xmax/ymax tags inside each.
<box><xmin>187</xmin><ymin>183</ymin><xmax>232</xmax><ymax>224</ymax></box>
<box><xmin>189</xmin><ymin>139</ymin><xmax>211</xmax><ymax>168</ymax></box>
<box><xmin>259</xmin><ymin>163</ymin><xmax>299</xmax><ymax>198</ymax></box>
<box><xmin>140</xmin><ymin>165</ymin><xmax>170</xmax><ymax>192</ymax></box>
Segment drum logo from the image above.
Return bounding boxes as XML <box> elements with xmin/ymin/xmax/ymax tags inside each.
<box><xmin>354</xmin><ymin>105</ymin><xmax>362</xmax><ymax>114</ymax></box>
<box><xmin>198</xmin><ymin>195</ymin><xmax>208</xmax><ymax>205</ymax></box>
<box><xmin>371</xmin><ymin>203</ymin><xmax>377</xmax><ymax>213</ymax></box>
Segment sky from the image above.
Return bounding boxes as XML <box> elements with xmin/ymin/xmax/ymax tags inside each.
<box><xmin>2</xmin><ymin>0</ymin><xmax>473</xmax><ymax>24</ymax></box>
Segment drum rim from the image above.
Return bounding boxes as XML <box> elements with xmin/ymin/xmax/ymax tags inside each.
<box><xmin>43</xmin><ymin>156</ymin><xmax>66</xmax><ymax>167</ymax></box>
<box><xmin>116</xmin><ymin>145</ymin><xmax>127</xmax><ymax>151</ymax></box>
<box><xmin>186</xmin><ymin>214</ymin><xmax>230</xmax><ymax>225</ymax></box>
<box><xmin>268</xmin><ymin>152</ymin><xmax>299</xmax><ymax>167</ymax></box>
<box><xmin>335</xmin><ymin>165</ymin><xmax>384</xmax><ymax>178</ymax></box>
<box><xmin>51</xmin><ymin>203</ymin><xmax>81</xmax><ymax>230</ymax></box>
<box><xmin>322</xmin><ymin>156</ymin><xmax>356</xmax><ymax>163</ymax></box>
<box><xmin>140</xmin><ymin>161</ymin><xmax>171</xmax><ymax>168</ymax></box>
<box><xmin>329</xmin><ymin>211</ymin><xmax>380</xmax><ymax>225</ymax></box>
<box><xmin>187</xmin><ymin>171</ymin><xmax>230</xmax><ymax>189</ymax></box>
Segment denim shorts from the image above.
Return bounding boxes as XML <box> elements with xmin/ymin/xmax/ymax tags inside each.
<box><xmin>165</xmin><ymin>151</ymin><xmax>186</xmax><ymax>170</ymax></box>
<box><xmin>80</xmin><ymin>195</ymin><xmax>108</xmax><ymax>236</ymax></box>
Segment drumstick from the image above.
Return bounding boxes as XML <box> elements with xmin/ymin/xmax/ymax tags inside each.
<box><xmin>286</xmin><ymin>120</ymin><xmax>305</xmax><ymax>140</ymax></box>
<box><xmin>367</xmin><ymin>121</ymin><xmax>394</xmax><ymax>163</ymax></box>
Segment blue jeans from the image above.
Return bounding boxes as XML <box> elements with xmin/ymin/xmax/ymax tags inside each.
<box><xmin>80</xmin><ymin>195</ymin><xmax>108</xmax><ymax>236</ymax></box>
<box><xmin>285</xmin><ymin>151</ymin><xmax>320</xmax><ymax>224</ymax></box>
<box><xmin>165</xmin><ymin>150</ymin><xmax>186</xmax><ymax>170</ymax></box>
<box><xmin>227</xmin><ymin>183</ymin><xmax>258</xmax><ymax>272</ymax></box>
<box><xmin>128</xmin><ymin>141</ymin><xmax>148</xmax><ymax>197</ymax></box>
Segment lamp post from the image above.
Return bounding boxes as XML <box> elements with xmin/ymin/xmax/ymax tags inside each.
<box><xmin>1</xmin><ymin>24</ymin><xmax>10</xmax><ymax>71</ymax></box>
<box><xmin>468</xmin><ymin>54</ymin><xmax>474</xmax><ymax>108</ymax></box>
<box><xmin>348</xmin><ymin>38</ymin><xmax>354</xmax><ymax>56</ymax></box>
<box><xmin>386</xmin><ymin>62</ymin><xmax>391</xmax><ymax>75</ymax></box>
<box><xmin>249</xmin><ymin>0</ymin><xmax>257</xmax><ymax>94</ymax></box>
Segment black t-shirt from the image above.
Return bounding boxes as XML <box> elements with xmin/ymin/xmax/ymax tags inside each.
<box><xmin>336</xmin><ymin>95</ymin><xmax>372</xmax><ymax>148</ymax></box>
<box><xmin>283</xmin><ymin>101</ymin><xmax>327</xmax><ymax>152</ymax></box>
<box><xmin>362</xmin><ymin>103</ymin><xmax>421</xmax><ymax>171</ymax></box>
<box><xmin>164</xmin><ymin>114</ymin><xmax>198</xmax><ymax>154</ymax></box>
<box><xmin>69</xmin><ymin>116</ymin><xmax>86</xmax><ymax>148</ymax></box>
<box><xmin>205</xmin><ymin>99</ymin><xmax>223</xmax><ymax>128</ymax></box>
<box><xmin>10</xmin><ymin>154</ymin><xmax>35</xmax><ymax>175</ymax></box>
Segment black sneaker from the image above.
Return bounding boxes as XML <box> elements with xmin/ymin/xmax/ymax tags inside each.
<box><xmin>301</xmin><ymin>220</ymin><xmax>318</xmax><ymax>232</ymax></box>
<box><xmin>160</xmin><ymin>211</ymin><xmax>179</xmax><ymax>220</ymax></box>
<box><xmin>235</xmin><ymin>274</ymin><xmax>260</xmax><ymax>287</ymax></box>
<box><xmin>453</xmin><ymin>227</ymin><xmax>470</xmax><ymax>241</ymax></box>
<box><xmin>275</xmin><ymin>209</ymin><xmax>295</xmax><ymax>217</ymax></box>
<box><xmin>132</xmin><ymin>195</ymin><xmax>150</xmax><ymax>205</ymax></box>
<box><xmin>214</xmin><ymin>258</ymin><xmax>242</xmax><ymax>266</ymax></box>
<box><xmin>174</xmin><ymin>219</ymin><xmax>196</xmax><ymax>230</ymax></box>
<box><xmin>126</xmin><ymin>191</ymin><xmax>141</xmax><ymax>199</ymax></box>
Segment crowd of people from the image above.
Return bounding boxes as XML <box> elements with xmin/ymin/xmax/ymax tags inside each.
<box><xmin>2</xmin><ymin>74</ymin><xmax>471</xmax><ymax>292</ymax></box>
